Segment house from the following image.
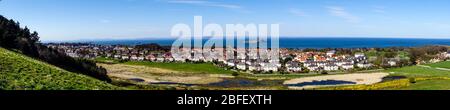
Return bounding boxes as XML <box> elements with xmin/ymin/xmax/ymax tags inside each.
<box><xmin>156</xmin><ymin>55</ymin><xmax>165</xmax><ymax>62</ymax></box>
<box><xmin>237</xmin><ymin>53</ymin><xmax>246</xmax><ymax>60</ymax></box>
<box><xmin>67</xmin><ymin>52</ymin><xmax>79</xmax><ymax>58</ymax></box>
<box><xmin>317</xmin><ymin>61</ymin><xmax>327</xmax><ymax>67</ymax></box>
<box><xmin>287</xmin><ymin>62</ymin><xmax>302</xmax><ymax>72</ymax></box>
<box><xmin>121</xmin><ymin>55</ymin><xmax>130</xmax><ymax>60</ymax></box>
<box><xmin>303</xmin><ymin>61</ymin><xmax>314</xmax><ymax>67</ymax></box>
<box><xmin>218</xmin><ymin>58</ymin><xmax>226</xmax><ymax>63</ymax></box>
<box><xmin>248</xmin><ymin>63</ymin><xmax>260</xmax><ymax>71</ymax></box>
<box><xmin>324</xmin><ymin>64</ymin><xmax>339</xmax><ymax>71</ymax></box>
<box><xmin>341</xmin><ymin>63</ymin><xmax>354</xmax><ymax>70</ymax></box>
<box><xmin>262</xmin><ymin>63</ymin><xmax>278</xmax><ymax>72</ymax></box>
<box><xmin>164</xmin><ymin>53</ymin><xmax>174</xmax><ymax>62</ymax></box>
<box><xmin>355</xmin><ymin>53</ymin><xmax>365</xmax><ymax>58</ymax></box>
<box><xmin>314</xmin><ymin>55</ymin><xmax>327</xmax><ymax>62</ymax></box>
<box><xmin>294</xmin><ymin>56</ymin><xmax>309</xmax><ymax>63</ymax></box>
<box><xmin>106</xmin><ymin>53</ymin><xmax>112</xmax><ymax>58</ymax></box>
<box><xmin>137</xmin><ymin>56</ymin><xmax>145</xmax><ymax>61</ymax></box>
<box><xmin>146</xmin><ymin>55</ymin><xmax>156</xmax><ymax>61</ymax></box>
<box><xmin>388</xmin><ymin>61</ymin><xmax>397</xmax><ymax>66</ymax></box>
<box><xmin>307</xmin><ymin>65</ymin><xmax>319</xmax><ymax>71</ymax></box>
<box><xmin>173</xmin><ymin>55</ymin><xmax>186</xmax><ymax>62</ymax></box>
<box><xmin>326</xmin><ymin>50</ymin><xmax>336</xmax><ymax>57</ymax></box>
<box><xmin>336</xmin><ymin>60</ymin><xmax>354</xmax><ymax>66</ymax></box>
<box><xmin>357</xmin><ymin>63</ymin><xmax>373</xmax><ymax>68</ymax></box>
<box><xmin>165</xmin><ymin>57</ymin><xmax>175</xmax><ymax>62</ymax></box>
<box><xmin>226</xmin><ymin>59</ymin><xmax>236</xmax><ymax>67</ymax></box>
<box><xmin>114</xmin><ymin>55</ymin><xmax>121</xmax><ymax>59</ymax></box>
<box><xmin>236</xmin><ymin>62</ymin><xmax>247</xmax><ymax>70</ymax></box>
<box><xmin>130</xmin><ymin>55</ymin><xmax>138</xmax><ymax>61</ymax></box>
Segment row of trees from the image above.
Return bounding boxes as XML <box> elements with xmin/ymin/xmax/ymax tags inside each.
<box><xmin>0</xmin><ymin>15</ymin><xmax>111</xmax><ymax>82</ymax></box>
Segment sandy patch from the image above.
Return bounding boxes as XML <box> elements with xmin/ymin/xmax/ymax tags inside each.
<box><xmin>99</xmin><ymin>63</ymin><xmax>226</xmax><ymax>84</ymax></box>
<box><xmin>284</xmin><ymin>73</ymin><xmax>389</xmax><ymax>89</ymax></box>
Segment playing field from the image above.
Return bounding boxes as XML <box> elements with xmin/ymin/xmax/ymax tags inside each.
<box><xmin>124</xmin><ymin>62</ymin><xmax>235</xmax><ymax>75</ymax></box>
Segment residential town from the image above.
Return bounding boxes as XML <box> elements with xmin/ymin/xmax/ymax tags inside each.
<box><xmin>46</xmin><ymin>43</ymin><xmax>450</xmax><ymax>74</ymax></box>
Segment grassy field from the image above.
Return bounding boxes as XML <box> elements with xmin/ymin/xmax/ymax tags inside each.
<box><xmin>398</xmin><ymin>79</ymin><xmax>450</xmax><ymax>90</ymax></box>
<box><xmin>0</xmin><ymin>48</ymin><xmax>122</xmax><ymax>90</ymax></box>
<box><xmin>389</xmin><ymin>61</ymin><xmax>450</xmax><ymax>90</ymax></box>
<box><xmin>364</xmin><ymin>50</ymin><xmax>410</xmax><ymax>59</ymax></box>
<box><xmin>426</xmin><ymin>61</ymin><xmax>450</xmax><ymax>69</ymax></box>
<box><xmin>124</xmin><ymin>61</ymin><xmax>235</xmax><ymax>75</ymax></box>
<box><xmin>95</xmin><ymin>57</ymin><xmax>122</xmax><ymax>64</ymax></box>
<box><xmin>385</xmin><ymin>66</ymin><xmax>450</xmax><ymax>77</ymax></box>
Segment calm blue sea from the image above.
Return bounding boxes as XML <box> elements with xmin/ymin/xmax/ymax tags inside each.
<box><xmin>62</xmin><ymin>38</ymin><xmax>450</xmax><ymax>49</ymax></box>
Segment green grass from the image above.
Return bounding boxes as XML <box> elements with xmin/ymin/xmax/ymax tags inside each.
<box><xmin>397</xmin><ymin>51</ymin><xmax>410</xmax><ymax>59</ymax></box>
<box><xmin>385</xmin><ymin>66</ymin><xmax>450</xmax><ymax>77</ymax></box>
<box><xmin>398</xmin><ymin>80</ymin><xmax>450</xmax><ymax>90</ymax></box>
<box><xmin>364</xmin><ymin>50</ymin><xmax>410</xmax><ymax>59</ymax></box>
<box><xmin>0</xmin><ymin>48</ymin><xmax>122</xmax><ymax>90</ymax></box>
<box><xmin>426</xmin><ymin>61</ymin><xmax>450</xmax><ymax>69</ymax></box>
<box><xmin>124</xmin><ymin>61</ymin><xmax>235</xmax><ymax>74</ymax></box>
<box><xmin>94</xmin><ymin>57</ymin><xmax>121</xmax><ymax>64</ymax></box>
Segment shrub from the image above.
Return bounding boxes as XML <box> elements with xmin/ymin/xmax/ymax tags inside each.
<box><xmin>232</xmin><ymin>72</ymin><xmax>239</xmax><ymax>77</ymax></box>
<box><xmin>409</xmin><ymin>78</ymin><xmax>417</xmax><ymax>84</ymax></box>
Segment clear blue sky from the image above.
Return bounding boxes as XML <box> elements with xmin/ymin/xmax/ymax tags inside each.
<box><xmin>1</xmin><ymin>0</ymin><xmax>450</xmax><ymax>41</ymax></box>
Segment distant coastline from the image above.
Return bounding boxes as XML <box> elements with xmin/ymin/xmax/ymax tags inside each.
<box><xmin>44</xmin><ymin>37</ymin><xmax>450</xmax><ymax>49</ymax></box>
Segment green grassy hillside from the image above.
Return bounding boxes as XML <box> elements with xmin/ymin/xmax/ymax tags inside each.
<box><xmin>0</xmin><ymin>48</ymin><xmax>121</xmax><ymax>90</ymax></box>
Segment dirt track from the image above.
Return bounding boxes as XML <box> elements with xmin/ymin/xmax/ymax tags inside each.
<box><xmin>284</xmin><ymin>73</ymin><xmax>389</xmax><ymax>89</ymax></box>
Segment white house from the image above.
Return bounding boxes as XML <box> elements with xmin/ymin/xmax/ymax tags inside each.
<box><xmin>388</xmin><ymin>61</ymin><xmax>397</xmax><ymax>66</ymax></box>
<box><xmin>341</xmin><ymin>64</ymin><xmax>354</xmax><ymax>70</ymax></box>
<box><xmin>226</xmin><ymin>60</ymin><xmax>236</xmax><ymax>67</ymax></box>
<box><xmin>156</xmin><ymin>56</ymin><xmax>165</xmax><ymax>62</ymax></box>
<box><xmin>287</xmin><ymin>62</ymin><xmax>302</xmax><ymax>72</ymax></box>
<box><xmin>324</xmin><ymin>64</ymin><xmax>339</xmax><ymax>71</ymax></box>
<box><xmin>236</xmin><ymin>62</ymin><xmax>247</xmax><ymax>70</ymax></box>
<box><xmin>326</xmin><ymin>50</ymin><xmax>336</xmax><ymax>57</ymax></box>
<box><xmin>307</xmin><ymin>65</ymin><xmax>319</xmax><ymax>71</ymax></box>
<box><xmin>137</xmin><ymin>56</ymin><xmax>145</xmax><ymax>61</ymax></box>
<box><xmin>114</xmin><ymin>55</ymin><xmax>121</xmax><ymax>59</ymax></box>
<box><xmin>130</xmin><ymin>55</ymin><xmax>138</xmax><ymax>61</ymax></box>
<box><xmin>304</xmin><ymin>61</ymin><xmax>314</xmax><ymax>67</ymax></box>
<box><xmin>357</xmin><ymin>63</ymin><xmax>373</xmax><ymax>68</ymax></box>
<box><xmin>121</xmin><ymin>55</ymin><xmax>130</xmax><ymax>60</ymax></box>
<box><xmin>317</xmin><ymin>61</ymin><xmax>327</xmax><ymax>67</ymax></box>
<box><xmin>248</xmin><ymin>63</ymin><xmax>260</xmax><ymax>71</ymax></box>
<box><xmin>262</xmin><ymin>63</ymin><xmax>278</xmax><ymax>72</ymax></box>
<box><xmin>355</xmin><ymin>53</ymin><xmax>365</xmax><ymax>58</ymax></box>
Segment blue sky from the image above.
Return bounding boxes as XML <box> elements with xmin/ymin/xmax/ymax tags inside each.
<box><xmin>1</xmin><ymin>0</ymin><xmax>450</xmax><ymax>41</ymax></box>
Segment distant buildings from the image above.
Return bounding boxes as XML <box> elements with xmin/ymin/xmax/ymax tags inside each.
<box><xmin>286</xmin><ymin>61</ymin><xmax>302</xmax><ymax>72</ymax></box>
<box><xmin>48</xmin><ymin>44</ymin><xmax>379</xmax><ymax>74</ymax></box>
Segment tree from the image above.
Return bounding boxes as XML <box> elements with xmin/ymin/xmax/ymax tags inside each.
<box><xmin>232</xmin><ymin>72</ymin><xmax>239</xmax><ymax>77</ymax></box>
<box><xmin>0</xmin><ymin>15</ymin><xmax>111</xmax><ymax>82</ymax></box>
<box><xmin>321</xmin><ymin>71</ymin><xmax>328</xmax><ymax>75</ymax></box>
<box><xmin>409</xmin><ymin>48</ymin><xmax>426</xmax><ymax>64</ymax></box>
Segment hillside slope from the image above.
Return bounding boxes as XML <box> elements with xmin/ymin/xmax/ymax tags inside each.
<box><xmin>0</xmin><ymin>48</ymin><xmax>121</xmax><ymax>90</ymax></box>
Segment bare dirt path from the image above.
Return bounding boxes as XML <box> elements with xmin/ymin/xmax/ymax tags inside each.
<box><xmin>284</xmin><ymin>73</ymin><xmax>390</xmax><ymax>89</ymax></box>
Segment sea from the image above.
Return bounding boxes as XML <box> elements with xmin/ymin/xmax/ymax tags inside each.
<box><xmin>56</xmin><ymin>37</ymin><xmax>450</xmax><ymax>49</ymax></box>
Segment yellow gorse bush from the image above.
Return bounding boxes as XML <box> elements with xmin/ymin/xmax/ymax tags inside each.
<box><xmin>321</xmin><ymin>77</ymin><xmax>450</xmax><ymax>90</ymax></box>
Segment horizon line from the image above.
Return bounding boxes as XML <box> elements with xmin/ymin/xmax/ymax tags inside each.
<box><xmin>42</xmin><ymin>36</ymin><xmax>450</xmax><ymax>43</ymax></box>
